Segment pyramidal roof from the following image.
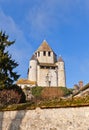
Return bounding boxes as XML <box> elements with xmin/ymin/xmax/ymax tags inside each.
<box><xmin>37</xmin><ymin>40</ymin><xmax>53</xmax><ymax>52</ymax></box>
<box><xmin>58</xmin><ymin>56</ymin><xmax>64</xmax><ymax>62</ymax></box>
<box><xmin>30</xmin><ymin>54</ymin><xmax>37</xmax><ymax>60</ymax></box>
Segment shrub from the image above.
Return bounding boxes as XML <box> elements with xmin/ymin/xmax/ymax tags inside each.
<box><xmin>0</xmin><ymin>84</ymin><xmax>26</xmax><ymax>106</ymax></box>
<box><xmin>32</xmin><ymin>86</ymin><xmax>43</xmax><ymax>99</ymax></box>
<box><xmin>41</xmin><ymin>87</ymin><xmax>64</xmax><ymax>99</ymax></box>
<box><xmin>41</xmin><ymin>87</ymin><xmax>72</xmax><ymax>99</ymax></box>
<box><xmin>31</xmin><ymin>87</ymin><xmax>72</xmax><ymax>101</ymax></box>
<box><xmin>59</xmin><ymin>87</ymin><xmax>73</xmax><ymax>96</ymax></box>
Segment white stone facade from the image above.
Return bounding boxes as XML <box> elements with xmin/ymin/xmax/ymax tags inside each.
<box><xmin>28</xmin><ymin>40</ymin><xmax>66</xmax><ymax>87</ymax></box>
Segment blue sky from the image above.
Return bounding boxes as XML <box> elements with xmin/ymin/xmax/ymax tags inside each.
<box><xmin>0</xmin><ymin>0</ymin><xmax>89</xmax><ymax>87</ymax></box>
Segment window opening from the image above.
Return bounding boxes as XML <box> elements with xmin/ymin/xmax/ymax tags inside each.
<box><xmin>38</xmin><ymin>52</ymin><xmax>40</xmax><ymax>57</ymax></box>
<box><xmin>43</xmin><ymin>51</ymin><xmax>46</xmax><ymax>56</ymax></box>
<box><xmin>48</xmin><ymin>51</ymin><xmax>51</xmax><ymax>56</ymax></box>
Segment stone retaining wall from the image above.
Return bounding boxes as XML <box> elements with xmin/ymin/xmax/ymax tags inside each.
<box><xmin>0</xmin><ymin>107</ymin><xmax>89</xmax><ymax>130</ymax></box>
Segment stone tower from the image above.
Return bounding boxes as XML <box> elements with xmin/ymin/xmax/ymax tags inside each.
<box><xmin>28</xmin><ymin>40</ymin><xmax>66</xmax><ymax>87</ymax></box>
<box><xmin>35</xmin><ymin>40</ymin><xmax>57</xmax><ymax>64</ymax></box>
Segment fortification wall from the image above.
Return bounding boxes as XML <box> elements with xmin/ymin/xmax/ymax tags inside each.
<box><xmin>0</xmin><ymin>107</ymin><xmax>89</xmax><ymax>130</ymax></box>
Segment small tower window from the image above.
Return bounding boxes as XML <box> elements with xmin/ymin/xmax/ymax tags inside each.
<box><xmin>38</xmin><ymin>52</ymin><xmax>40</xmax><ymax>57</ymax></box>
<box><xmin>43</xmin><ymin>51</ymin><xmax>46</xmax><ymax>56</ymax></box>
<box><xmin>48</xmin><ymin>51</ymin><xmax>51</xmax><ymax>56</ymax></box>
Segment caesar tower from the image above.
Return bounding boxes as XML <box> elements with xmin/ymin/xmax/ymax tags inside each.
<box><xmin>28</xmin><ymin>40</ymin><xmax>66</xmax><ymax>87</ymax></box>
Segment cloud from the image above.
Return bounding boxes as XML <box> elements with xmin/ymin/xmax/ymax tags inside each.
<box><xmin>26</xmin><ymin>0</ymin><xmax>89</xmax><ymax>36</ymax></box>
<box><xmin>26</xmin><ymin>0</ymin><xmax>83</xmax><ymax>39</ymax></box>
<box><xmin>0</xmin><ymin>9</ymin><xmax>33</xmax><ymax>77</ymax></box>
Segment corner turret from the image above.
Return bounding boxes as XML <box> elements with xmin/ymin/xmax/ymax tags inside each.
<box><xmin>57</xmin><ymin>56</ymin><xmax>66</xmax><ymax>87</ymax></box>
<box><xmin>28</xmin><ymin>54</ymin><xmax>37</xmax><ymax>82</ymax></box>
<box><xmin>58</xmin><ymin>56</ymin><xmax>64</xmax><ymax>62</ymax></box>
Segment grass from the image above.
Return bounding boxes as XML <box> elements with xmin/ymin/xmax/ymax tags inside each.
<box><xmin>1</xmin><ymin>95</ymin><xmax>89</xmax><ymax>111</ymax></box>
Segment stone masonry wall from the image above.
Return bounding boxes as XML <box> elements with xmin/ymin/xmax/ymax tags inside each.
<box><xmin>0</xmin><ymin>107</ymin><xmax>89</xmax><ymax>130</ymax></box>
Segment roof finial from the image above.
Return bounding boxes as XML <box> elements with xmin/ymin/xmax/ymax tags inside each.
<box><xmin>58</xmin><ymin>55</ymin><xmax>64</xmax><ymax>62</ymax></box>
<box><xmin>43</xmin><ymin>39</ymin><xmax>47</xmax><ymax>43</ymax></box>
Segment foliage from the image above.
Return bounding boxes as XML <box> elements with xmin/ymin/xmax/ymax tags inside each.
<box><xmin>0</xmin><ymin>31</ymin><xmax>20</xmax><ymax>88</ymax></box>
<box><xmin>0</xmin><ymin>102</ymin><xmax>36</xmax><ymax>111</ymax></box>
<box><xmin>24</xmin><ymin>86</ymin><xmax>31</xmax><ymax>91</ymax></box>
<box><xmin>1</xmin><ymin>96</ymin><xmax>89</xmax><ymax>111</ymax></box>
<box><xmin>41</xmin><ymin>87</ymin><xmax>64</xmax><ymax>99</ymax></box>
<box><xmin>59</xmin><ymin>87</ymin><xmax>73</xmax><ymax>96</ymax></box>
<box><xmin>37</xmin><ymin>96</ymin><xmax>89</xmax><ymax>108</ymax></box>
<box><xmin>32</xmin><ymin>86</ymin><xmax>43</xmax><ymax>99</ymax></box>
<box><xmin>0</xmin><ymin>84</ymin><xmax>26</xmax><ymax>105</ymax></box>
<box><xmin>31</xmin><ymin>87</ymin><xmax>72</xmax><ymax>101</ymax></box>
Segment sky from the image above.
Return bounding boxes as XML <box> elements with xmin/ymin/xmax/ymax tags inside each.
<box><xmin>0</xmin><ymin>0</ymin><xmax>89</xmax><ymax>88</ymax></box>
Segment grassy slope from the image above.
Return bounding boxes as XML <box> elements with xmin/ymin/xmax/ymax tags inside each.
<box><xmin>1</xmin><ymin>96</ymin><xmax>89</xmax><ymax>111</ymax></box>
<box><xmin>0</xmin><ymin>86</ymin><xmax>89</xmax><ymax>111</ymax></box>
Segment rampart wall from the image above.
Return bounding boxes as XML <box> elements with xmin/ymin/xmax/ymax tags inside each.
<box><xmin>0</xmin><ymin>107</ymin><xmax>89</xmax><ymax>130</ymax></box>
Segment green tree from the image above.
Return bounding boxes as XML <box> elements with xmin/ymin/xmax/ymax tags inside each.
<box><xmin>0</xmin><ymin>31</ymin><xmax>20</xmax><ymax>88</ymax></box>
